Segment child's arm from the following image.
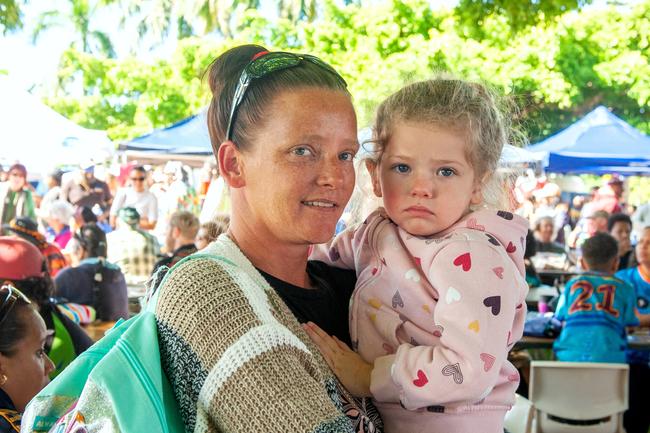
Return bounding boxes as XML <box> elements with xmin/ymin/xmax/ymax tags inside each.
<box><xmin>370</xmin><ymin>240</ymin><xmax>524</xmax><ymax>409</ymax></box>
<box><xmin>309</xmin><ymin>210</ymin><xmax>380</xmax><ymax>271</ymax></box>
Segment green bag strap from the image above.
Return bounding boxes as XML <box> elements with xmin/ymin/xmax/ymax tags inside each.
<box><xmin>48</xmin><ymin>312</ymin><xmax>77</xmax><ymax>379</ymax></box>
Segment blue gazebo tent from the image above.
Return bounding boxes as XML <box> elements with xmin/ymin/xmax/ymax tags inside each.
<box><xmin>122</xmin><ymin>110</ymin><xmax>212</xmax><ymax>155</ymax></box>
<box><xmin>527</xmin><ymin>106</ymin><xmax>650</xmax><ymax>174</ymax></box>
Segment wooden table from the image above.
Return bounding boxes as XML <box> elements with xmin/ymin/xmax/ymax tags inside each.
<box><xmin>83</xmin><ymin>321</ymin><xmax>117</xmax><ymax>342</ymax></box>
<box><xmin>513</xmin><ymin>333</ymin><xmax>650</xmax><ymax>352</ymax></box>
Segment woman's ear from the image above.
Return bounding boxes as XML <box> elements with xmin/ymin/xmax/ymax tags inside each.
<box><xmin>218</xmin><ymin>141</ymin><xmax>246</xmax><ymax>189</ymax></box>
<box><xmin>364</xmin><ymin>159</ymin><xmax>383</xmax><ymax>198</ymax></box>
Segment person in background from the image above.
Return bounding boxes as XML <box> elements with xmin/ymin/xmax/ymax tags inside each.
<box><xmin>609</xmin><ymin>213</ymin><xmax>636</xmax><ymax>270</ymax></box>
<box><xmin>615</xmin><ymin>226</ymin><xmax>650</xmax><ymax>433</ymax></box>
<box><xmin>152</xmin><ymin>210</ymin><xmax>198</xmax><ymax>274</ymax></box>
<box><xmin>0</xmin><ymin>285</ymin><xmax>55</xmax><ymax>432</ymax></box>
<box><xmin>44</xmin><ymin>201</ymin><xmax>74</xmax><ymax>250</ymax></box>
<box><xmin>524</xmin><ymin>229</ymin><xmax>542</xmax><ymax>288</ymax></box>
<box><xmin>36</xmin><ymin>169</ymin><xmax>63</xmax><ymax>214</ymax></box>
<box><xmin>0</xmin><ymin>237</ymin><xmax>92</xmax><ymax>378</ymax></box>
<box><xmin>533</xmin><ymin>216</ymin><xmax>566</xmax><ymax>254</ymax></box>
<box><xmin>194</xmin><ymin>214</ymin><xmax>229</xmax><ymax>250</ymax></box>
<box><xmin>3</xmin><ymin>217</ymin><xmax>67</xmax><ymax>278</ymax></box>
<box><xmin>0</xmin><ymin>166</ymin><xmax>6</xmax><ymax>183</ymax></box>
<box><xmin>109</xmin><ymin>166</ymin><xmax>158</xmax><ymax>231</ymax></box>
<box><xmin>553</xmin><ymin>232</ymin><xmax>638</xmax><ymax>363</ymax></box>
<box><xmin>568</xmin><ymin>209</ymin><xmax>609</xmax><ymax>250</ymax></box>
<box><xmin>54</xmin><ymin>223</ymin><xmax>129</xmax><ymax>322</ymax></box>
<box><xmin>631</xmin><ymin>201</ymin><xmax>650</xmax><ymax>241</ymax></box>
<box><xmin>107</xmin><ymin>207</ymin><xmax>159</xmax><ymax>286</ymax></box>
<box><xmin>0</xmin><ymin>164</ymin><xmax>36</xmax><ymax>234</ymax></box>
<box><xmin>60</xmin><ymin>162</ymin><xmax>112</xmax><ymax>223</ymax></box>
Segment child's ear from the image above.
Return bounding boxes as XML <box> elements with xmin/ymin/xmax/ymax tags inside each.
<box><xmin>365</xmin><ymin>159</ymin><xmax>383</xmax><ymax>198</ymax></box>
<box><xmin>470</xmin><ymin>177</ymin><xmax>484</xmax><ymax>206</ymax></box>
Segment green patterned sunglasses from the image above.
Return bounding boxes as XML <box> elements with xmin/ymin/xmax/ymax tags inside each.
<box><xmin>225</xmin><ymin>51</ymin><xmax>347</xmax><ymax>141</ymax></box>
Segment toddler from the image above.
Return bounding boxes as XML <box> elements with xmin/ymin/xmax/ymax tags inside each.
<box><xmin>306</xmin><ymin>78</ymin><xmax>529</xmax><ymax>433</ymax></box>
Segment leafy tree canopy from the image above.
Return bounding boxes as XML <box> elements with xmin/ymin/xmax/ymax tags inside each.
<box><xmin>45</xmin><ymin>0</ymin><xmax>650</xmax><ymax>147</ymax></box>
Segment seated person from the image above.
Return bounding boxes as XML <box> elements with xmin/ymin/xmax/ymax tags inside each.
<box><xmin>524</xmin><ymin>229</ymin><xmax>542</xmax><ymax>288</ymax></box>
<box><xmin>152</xmin><ymin>211</ymin><xmax>199</xmax><ymax>274</ymax></box>
<box><xmin>0</xmin><ymin>237</ymin><xmax>92</xmax><ymax>378</ymax></box>
<box><xmin>553</xmin><ymin>232</ymin><xmax>638</xmax><ymax>363</ymax></box>
<box><xmin>609</xmin><ymin>213</ymin><xmax>637</xmax><ymax>270</ymax></box>
<box><xmin>3</xmin><ymin>217</ymin><xmax>67</xmax><ymax>277</ymax></box>
<box><xmin>615</xmin><ymin>226</ymin><xmax>650</xmax><ymax>433</ymax></box>
<box><xmin>0</xmin><ymin>285</ymin><xmax>56</xmax><ymax>432</ymax></box>
<box><xmin>54</xmin><ymin>223</ymin><xmax>129</xmax><ymax>322</ymax></box>
<box><xmin>533</xmin><ymin>216</ymin><xmax>566</xmax><ymax>254</ymax></box>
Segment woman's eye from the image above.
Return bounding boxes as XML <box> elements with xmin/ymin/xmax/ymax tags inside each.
<box><xmin>392</xmin><ymin>164</ymin><xmax>410</xmax><ymax>174</ymax></box>
<box><xmin>292</xmin><ymin>147</ymin><xmax>313</xmax><ymax>157</ymax></box>
<box><xmin>339</xmin><ymin>151</ymin><xmax>355</xmax><ymax>162</ymax></box>
<box><xmin>438</xmin><ymin>167</ymin><xmax>455</xmax><ymax>177</ymax></box>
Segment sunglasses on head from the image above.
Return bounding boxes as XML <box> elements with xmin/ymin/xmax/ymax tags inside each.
<box><xmin>225</xmin><ymin>51</ymin><xmax>347</xmax><ymax>142</ymax></box>
<box><xmin>0</xmin><ymin>284</ymin><xmax>31</xmax><ymax>326</ymax></box>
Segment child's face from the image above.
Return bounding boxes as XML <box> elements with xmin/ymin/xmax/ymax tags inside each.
<box><xmin>367</xmin><ymin>122</ymin><xmax>481</xmax><ymax>237</ymax></box>
<box><xmin>636</xmin><ymin>228</ymin><xmax>650</xmax><ymax>267</ymax></box>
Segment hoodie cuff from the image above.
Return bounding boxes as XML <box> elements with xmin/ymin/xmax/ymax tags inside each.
<box><xmin>370</xmin><ymin>354</ymin><xmax>400</xmax><ymax>403</ymax></box>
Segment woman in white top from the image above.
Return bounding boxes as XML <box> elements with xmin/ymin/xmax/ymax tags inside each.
<box><xmin>109</xmin><ymin>166</ymin><xmax>158</xmax><ymax>230</ymax></box>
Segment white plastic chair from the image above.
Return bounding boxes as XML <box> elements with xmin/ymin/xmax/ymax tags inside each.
<box><xmin>505</xmin><ymin>393</ymin><xmax>534</xmax><ymax>433</ymax></box>
<box><xmin>529</xmin><ymin>361</ymin><xmax>628</xmax><ymax>433</ymax></box>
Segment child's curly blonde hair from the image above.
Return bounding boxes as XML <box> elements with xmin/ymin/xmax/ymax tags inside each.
<box><xmin>367</xmin><ymin>75</ymin><xmax>524</xmax><ymax>211</ymax></box>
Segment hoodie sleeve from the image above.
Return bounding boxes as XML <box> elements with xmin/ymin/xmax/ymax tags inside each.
<box><xmin>370</xmin><ymin>238</ymin><xmax>523</xmax><ymax>409</ymax></box>
<box><xmin>310</xmin><ymin>211</ymin><xmax>382</xmax><ymax>272</ymax></box>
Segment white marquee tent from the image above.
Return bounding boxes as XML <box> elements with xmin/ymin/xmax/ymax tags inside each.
<box><xmin>0</xmin><ymin>78</ymin><xmax>114</xmax><ymax>176</ymax></box>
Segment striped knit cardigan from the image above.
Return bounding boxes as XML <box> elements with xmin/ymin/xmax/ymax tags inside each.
<box><xmin>156</xmin><ymin>234</ymin><xmax>382</xmax><ymax>433</ymax></box>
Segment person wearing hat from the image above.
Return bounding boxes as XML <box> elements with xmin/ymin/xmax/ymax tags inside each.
<box><xmin>3</xmin><ymin>217</ymin><xmax>67</xmax><ymax>278</ymax></box>
<box><xmin>60</xmin><ymin>161</ymin><xmax>112</xmax><ymax>222</ymax></box>
<box><xmin>0</xmin><ymin>237</ymin><xmax>92</xmax><ymax>378</ymax></box>
<box><xmin>0</xmin><ymin>164</ymin><xmax>36</xmax><ymax>234</ymax></box>
<box><xmin>54</xmin><ymin>223</ymin><xmax>129</xmax><ymax>322</ymax></box>
<box><xmin>106</xmin><ymin>207</ymin><xmax>160</xmax><ymax>286</ymax></box>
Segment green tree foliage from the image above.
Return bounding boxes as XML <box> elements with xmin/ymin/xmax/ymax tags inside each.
<box><xmin>45</xmin><ymin>0</ymin><xmax>650</xmax><ymax>147</ymax></box>
<box><xmin>0</xmin><ymin>0</ymin><xmax>22</xmax><ymax>33</ymax></box>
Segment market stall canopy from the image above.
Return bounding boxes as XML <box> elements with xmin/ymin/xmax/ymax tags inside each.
<box><xmin>527</xmin><ymin>106</ymin><xmax>650</xmax><ymax>174</ymax></box>
<box><xmin>0</xmin><ymin>78</ymin><xmax>114</xmax><ymax>176</ymax></box>
<box><xmin>122</xmin><ymin>110</ymin><xmax>212</xmax><ymax>155</ymax></box>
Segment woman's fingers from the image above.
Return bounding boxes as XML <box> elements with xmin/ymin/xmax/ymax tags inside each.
<box><xmin>332</xmin><ymin>335</ymin><xmax>353</xmax><ymax>352</ymax></box>
<box><xmin>303</xmin><ymin>322</ymin><xmax>340</xmax><ymax>353</ymax></box>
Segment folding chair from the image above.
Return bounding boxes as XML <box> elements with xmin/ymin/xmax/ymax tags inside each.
<box><xmin>505</xmin><ymin>393</ymin><xmax>534</xmax><ymax>433</ymax></box>
<box><xmin>529</xmin><ymin>361</ymin><xmax>628</xmax><ymax>433</ymax></box>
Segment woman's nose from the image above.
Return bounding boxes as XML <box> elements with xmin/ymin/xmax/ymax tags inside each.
<box><xmin>45</xmin><ymin>354</ymin><xmax>56</xmax><ymax>375</ymax></box>
<box><xmin>316</xmin><ymin>161</ymin><xmax>346</xmax><ymax>189</ymax></box>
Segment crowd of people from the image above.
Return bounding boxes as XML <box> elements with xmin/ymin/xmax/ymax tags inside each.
<box><xmin>0</xmin><ymin>44</ymin><xmax>649</xmax><ymax>433</ymax></box>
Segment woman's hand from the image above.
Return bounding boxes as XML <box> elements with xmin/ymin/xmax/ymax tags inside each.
<box><xmin>302</xmin><ymin>321</ymin><xmax>373</xmax><ymax>398</ymax></box>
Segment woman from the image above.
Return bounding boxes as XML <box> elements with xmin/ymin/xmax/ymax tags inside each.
<box><xmin>533</xmin><ymin>216</ymin><xmax>566</xmax><ymax>254</ymax></box>
<box><xmin>44</xmin><ymin>201</ymin><xmax>74</xmax><ymax>250</ymax></box>
<box><xmin>54</xmin><ymin>223</ymin><xmax>129</xmax><ymax>322</ymax></box>
<box><xmin>0</xmin><ymin>164</ymin><xmax>36</xmax><ymax>233</ymax></box>
<box><xmin>156</xmin><ymin>45</ymin><xmax>381</xmax><ymax>433</ymax></box>
<box><xmin>0</xmin><ymin>237</ymin><xmax>91</xmax><ymax>379</ymax></box>
<box><xmin>608</xmin><ymin>213</ymin><xmax>637</xmax><ymax>270</ymax></box>
<box><xmin>0</xmin><ymin>285</ymin><xmax>56</xmax><ymax>432</ymax></box>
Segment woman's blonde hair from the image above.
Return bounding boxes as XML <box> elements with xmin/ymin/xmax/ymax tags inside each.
<box><xmin>368</xmin><ymin>75</ymin><xmax>524</xmax><ymax>210</ymax></box>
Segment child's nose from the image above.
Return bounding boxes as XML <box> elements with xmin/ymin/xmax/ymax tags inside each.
<box><xmin>409</xmin><ymin>175</ymin><xmax>434</xmax><ymax>198</ymax></box>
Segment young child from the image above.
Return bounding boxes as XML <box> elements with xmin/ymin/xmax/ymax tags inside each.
<box><xmin>305</xmin><ymin>78</ymin><xmax>529</xmax><ymax>433</ymax></box>
<box><xmin>553</xmin><ymin>232</ymin><xmax>639</xmax><ymax>363</ymax></box>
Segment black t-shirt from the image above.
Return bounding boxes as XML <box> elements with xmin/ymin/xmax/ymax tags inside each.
<box><xmin>257</xmin><ymin>260</ymin><xmax>356</xmax><ymax>347</ymax></box>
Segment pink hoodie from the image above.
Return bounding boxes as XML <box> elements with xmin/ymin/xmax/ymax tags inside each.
<box><xmin>311</xmin><ymin>208</ymin><xmax>529</xmax><ymax>433</ymax></box>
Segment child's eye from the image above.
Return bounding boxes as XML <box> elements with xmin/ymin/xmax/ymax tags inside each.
<box><xmin>292</xmin><ymin>147</ymin><xmax>313</xmax><ymax>157</ymax></box>
<box><xmin>437</xmin><ymin>167</ymin><xmax>456</xmax><ymax>177</ymax></box>
<box><xmin>392</xmin><ymin>164</ymin><xmax>410</xmax><ymax>174</ymax></box>
<box><xmin>339</xmin><ymin>151</ymin><xmax>355</xmax><ymax>162</ymax></box>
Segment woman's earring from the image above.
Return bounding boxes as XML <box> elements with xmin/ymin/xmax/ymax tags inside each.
<box><xmin>0</xmin><ymin>374</ymin><xmax>7</xmax><ymax>386</ymax></box>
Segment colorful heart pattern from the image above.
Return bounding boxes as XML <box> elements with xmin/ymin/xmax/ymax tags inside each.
<box><xmin>466</xmin><ymin>217</ymin><xmax>485</xmax><ymax>231</ymax></box>
<box><xmin>468</xmin><ymin>320</ymin><xmax>480</xmax><ymax>333</ymax></box>
<box><xmin>404</xmin><ymin>268</ymin><xmax>421</xmax><ymax>282</ymax></box>
<box><xmin>483</xmin><ymin>296</ymin><xmax>501</xmax><ymax>316</ymax></box>
<box><xmin>392</xmin><ymin>290</ymin><xmax>404</xmax><ymax>308</ymax></box>
<box><xmin>485</xmin><ymin>233</ymin><xmax>500</xmax><ymax>246</ymax></box>
<box><xmin>497</xmin><ymin>210</ymin><xmax>514</xmax><ymax>220</ymax></box>
<box><xmin>413</xmin><ymin>369</ymin><xmax>429</xmax><ymax>387</ymax></box>
<box><xmin>480</xmin><ymin>353</ymin><xmax>496</xmax><ymax>372</ymax></box>
<box><xmin>453</xmin><ymin>252</ymin><xmax>472</xmax><ymax>271</ymax></box>
<box><xmin>492</xmin><ymin>267</ymin><xmax>504</xmax><ymax>279</ymax></box>
<box><xmin>329</xmin><ymin>247</ymin><xmax>340</xmax><ymax>262</ymax></box>
<box><xmin>445</xmin><ymin>287</ymin><xmax>462</xmax><ymax>304</ymax></box>
<box><xmin>506</xmin><ymin>241</ymin><xmax>516</xmax><ymax>253</ymax></box>
<box><xmin>442</xmin><ymin>363</ymin><xmax>464</xmax><ymax>384</ymax></box>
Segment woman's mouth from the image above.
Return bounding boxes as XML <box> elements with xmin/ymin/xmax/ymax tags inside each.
<box><xmin>302</xmin><ymin>200</ymin><xmax>337</xmax><ymax>209</ymax></box>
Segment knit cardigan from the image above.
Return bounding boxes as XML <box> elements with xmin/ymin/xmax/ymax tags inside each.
<box><xmin>156</xmin><ymin>234</ymin><xmax>382</xmax><ymax>433</ymax></box>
